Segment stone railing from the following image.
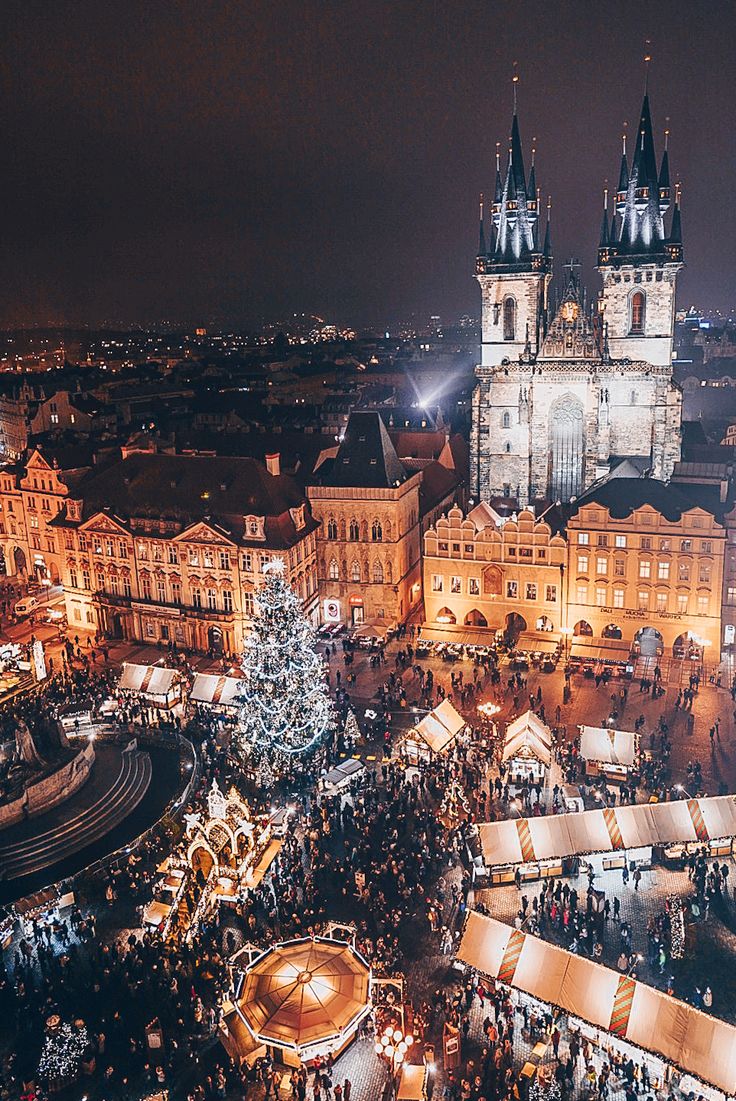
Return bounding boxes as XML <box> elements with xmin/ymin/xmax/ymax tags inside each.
<box><xmin>0</xmin><ymin>742</ymin><xmax>95</xmax><ymax>829</ymax></box>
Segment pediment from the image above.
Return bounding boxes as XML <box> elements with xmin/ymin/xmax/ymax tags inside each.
<box><xmin>174</xmin><ymin>521</ymin><xmax>235</xmax><ymax>546</ymax></box>
<box><xmin>80</xmin><ymin>511</ymin><xmax>130</xmax><ymax>535</ymax></box>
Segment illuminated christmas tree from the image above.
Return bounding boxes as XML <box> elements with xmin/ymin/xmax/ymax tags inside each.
<box><xmin>237</xmin><ymin>559</ymin><xmax>333</xmax><ymax>776</ymax></box>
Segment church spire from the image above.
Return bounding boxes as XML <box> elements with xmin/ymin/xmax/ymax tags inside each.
<box><xmin>599</xmin><ymin>187</ymin><xmax>609</xmax><ymax>248</ymax></box>
<box><xmin>477</xmin><ymin>194</ymin><xmax>487</xmax><ymax>258</ymax></box>
<box><xmin>478</xmin><ymin>73</ymin><xmax>550</xmax><ymax>275</ymax></box>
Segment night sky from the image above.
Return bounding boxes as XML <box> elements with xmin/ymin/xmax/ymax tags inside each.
<box><xmin>0</xmin><ymin>0</ymin><xmax>733</xmax><ymax>330</ymax></box>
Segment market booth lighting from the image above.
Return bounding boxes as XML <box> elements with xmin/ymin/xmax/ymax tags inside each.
<box><xmin>235</xmin><ymin>935</ymin><xmax>371</xmax><ymax>1061</ymax></box>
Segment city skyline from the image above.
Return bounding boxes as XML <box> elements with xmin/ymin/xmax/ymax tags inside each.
<box><xmin>0</xmin><ymin>0</ymin><xmax>733</xmax><ymax>329</ymax></box>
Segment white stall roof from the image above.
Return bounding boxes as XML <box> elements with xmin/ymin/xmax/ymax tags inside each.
<box><xmin>412</xmin><ymin>699</ymin><xmax>466</xmax><ymax>754</ymax></box>
<box><xmin>501</xmin><ymin>710</ymin><xmax>553</xmax><ymax>767</ymax></box>
<box><xmin>457</xmin><ymin>911</ymin><xmax>736</xmax><ymax>1098</ymax></box>
<box><xmin>120</xmin><ymin>663</ymin><xmax>177</xmax><ymax>698</ymax></box>
<box><xmin>580</xmin><ymin>726</ymin><xmax>636</xmax><ymax>768</ymax></box>
<box><xmin>478</xmin><ymin>795</ymin><xmax>736</xmax><ymax>867</ymax></box>
<box><xmin>190</xmin><ymin>673</ymin><xmax>241</xmax><ymax>707</ymax></box>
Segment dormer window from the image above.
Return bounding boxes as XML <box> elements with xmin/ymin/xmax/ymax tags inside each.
<box><xmin>244</xmin><ymin>515</ymin><xmax>266</xmax><ymax>541</ymax></box>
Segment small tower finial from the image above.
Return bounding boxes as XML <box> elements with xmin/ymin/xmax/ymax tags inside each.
<box><xmin>495</xmin><ymin>141</ymin><xmax>501</xmax><ymax>172</ymax></box>
<box><xmin>604</xmin><ymin>182</ymin><xmax>609</xmax><ymax>210</ymax></box>
<box><xmin>531</xmin><ymin>138</ymin><xmax>536</xmax><ymax>167</ymax></box>
<box><xmin>664</xmin><ymin>117</ymin><xmax>670</xmax><ymax>151</ymax></box>
<box><xmin>644</xmin><ymin>41</ymin><xmax>652</xmax><ymax>94</ymax></box>
<box><xmin>512</xmin><ymin>62</ymin><xmax>519</xmax><ymax>114</ymax></box>
<box><xmin>622</xmin><ymin>120</ymin><xmax>628</xmax><ymax>157</ymax></box>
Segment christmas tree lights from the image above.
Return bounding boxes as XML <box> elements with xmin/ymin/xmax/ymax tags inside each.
<box><xmin>38</xmin><ymin>1020</ymin><xmax>89</xmax><ymax>1082</ymax></box>
<box><xmin>236</xmin><ymin>559</ymin><xmax>333</xmax><ymax>775</ymax></box>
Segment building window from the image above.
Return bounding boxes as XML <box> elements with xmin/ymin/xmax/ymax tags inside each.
<box><xmin>639</xmin><ymin>560</ymin><xmax>651</xmax><ymax>579</ymax></box>
<box><xmin>123</xmin><ymin>576</ymin><xmax>131</xmax><ymax>598</ymax></box>
<box><xmin>577</xmin><ymin>554</ymin><xmax>588</xmax><ymax>573</ymax></box>
<box><xmin>656</xmin><ymin>591</ymin><xmax>668</xmax><ymax>612</ymax></box>
<box><xmin>69</xmin><ymin>568</ymin><xmax>78</xmax><ymax>588</ymax></box>
<box><xmin>613</xmin><ymin>588</ymin><xmax>625</xmax><ymax>608</ymax></box>
<box><xmin>142</xmin><ymin>576</ymin><xmax>152</xmax><ymax>600</ymax></box>
<box><xmin>351</xmin><ymin>561</ymin><xmax>361</xmax><ymax>582</ymax></box>
<box><xmin>680</xmin><ymin>539</ymin><xmax>692</xmax><ymax>552</ymax></box>
<box><xmin>157</xmin><ymin>579</ymin><xmax>166</xmax><ymax>602</ymax></box>
<box><xmin>109</xmin><ymin>575</ymin><xmax>119</xmax><ymax>595</ymax></box>
<box><xmin>545</xmin><ymin>584</ymin><xmax>557</xmax><ymax>602</ymax></box>
<box><xmin>152</xmin><ymin>543</ymin><xmax>162</xmax><ymax>562</ymax></box>
<box><xmin>328</xmin><ymin>559</ymin><xmax>339</xmax><ymax>580</ymax></box>
<box><xmin>171</xmin><ymin>580</ymin><xmax>181</xmax><ymax>603</ymax></box>
<box><xmin>525</xmin><ymin>582</ymin><xmax>537</xmax><ymax>601</ymax></box>
<box><xmin>701</xmin><ymin>540</ymin><xmax>713</xmax><ymax>554</ymax></box>
<box><xmin>640</xmin><ymin>537</ymin><xmax>652</xmax><ymax>550</ymax></box>
<box><xmin>659</xmin><ymin>538</ymin><xmax>671</xmax><ymax>551</ymax></box>
<box><xmin>145</xmin><ymin>620</ymin><xmax>155</xmax><ymax>638</ymax></box>
<box><xmin>614</xmin><ymin>558</ymin><xmax>625</xmax><ymax>577</ymax></box>
<box><xmin>371</xmin><ymin>520</ymin><xmax>383</xmax><ymax>542</ymax></box>
<box><xmin>203</xmin><ymin>550</ymin><xmax>214</xmax><ymax>569</ymax></box>
<box><xmin>596</xmin><ymin>557</ymin><xmax>607</xmax><ymax>576</ymax></box>
<box><xmin>82</xmin><ymin>569</ymin><xmax>90</xmax><ymax>589</ymax></box>
<box><xmin>630</xmin><ymin>290</ymin><xmax>645</xmax><ymax>334</ymax></box>
<box><xmin>167</xmin><ymin>546</ymin><xmax>177</xmax><ymax>564</ymax></box>
<box><xmin>192</xmin><ymin>588</ymin><xmax>202</xmax><ymax>608</ymax></box>
<box><xmin>219</xmin><ymin>550</ymin><xmax>230</xmax><ymax>570</ymax></box>
<box><xmin>431</xmin><ymin>574</ymin><xmax>443</xmax><ymax>592</ymax></box>
<box><xmin>506</xmin><ymin>581</ymin><xmax>518</xmax><ymax>599</ymax></box>
<box><xmin>120</xmin><ymin>542</ymin><xmax>129</xmax><ymax>559</ymax></box>
<box><xmin>597</xmin><ymin>534</ymin><xmax>608</xmax><ymax>547</ymax></box>
<box><xmin>697</xmin><ymin>595</ymin><xmax>709</xmax><ymax>615</ymax></box>
<box><xmin>503</xmin><ymin>296</ymin><xmax>516</xmax><ymax>341</ymax></box>
<box><xmin>727</xmin><ymin>585</ymin><xmax>736</xmax><ymax>606</ymax></box>
<box><xmin>189</xmin><ymin>549</ymin><xmax>199</xmax><ymax>566</ymax></box>
<box><xmin>242</xmin><ymin>551</ymin><xmax>253</xmax><ymax>572</ymax></box>
<box><xmin>207</xmin><ymin>588</ymin><xmax>217</xmax><ymax>610</ymax></box>
<box><xmin>468</xmin><ymin>577</ymin><xmax>480</xmax><ymax>596</ymax></box>
<box><xmin>677</xmin><ymin>593</ymin><xmax>688</xmax><ymax>614</ymax></box>
<box><xmin>502</xmin><ymin>411</ymin><xmax>511</xmax><ymax>429</ymax></box>
<box><xmin>678</xmin><ymin>561</ymin><xmax>690</xmax><ymax>582</ymax></box>
<box><xmin>243</xmin><ymin>591</ymin><xmax>254</xmax><ymax>616</ymax></box>
<box><xmin>577</xmin><ymin>532</ymin><xmax>589</xmax><ymax>545</ymax></box>
<box><xmin>698</xmin><ymin>564</ymin><xmax>712</xmax><ymax>584</ymax></box>
<box><xmin>223</xmin><ymin>589</ymin><xmax>233</xmax><ymax>612</ymax></box>
<box><xmin>349</xmin><ymin>520</ymin><xmax>359</xmax><ymax>541</ymax></box>
<box><xmin>657</xmin><ymin>561</ymin><xmax>670</xmax><ymax>580</ymax></box>
<box><xmin>327</xmin><ymin>519</ymin><xmax>338</xmax><ymax>540</ymax></box>
<box><xmin>596</xmin><ymin>586</ymin><xmax>606</xmax><ymax>606</ymax></box>
<box><xmin>576</xmin><ymin>584</ymin><xmax>588</xmax><ymax>602</ymax></box>
<box><xmin>615</xmin><ymin>535</ymin><xmax>627</xmax><ymax>548</ymax></box>
<box><xmin>373</xmin><ymin>561</ymin><xmax>384</xmax><ymax>583</ymax></box>
<box><xmin>638</xmin><ymin>589</ymin><xmax>650</xmax><ymax>609</ymax></box>
<box><xmin>451</xmin><ymin>576</ymin><xmax>462</xmax><ymax>594</ymax></box>
<box><xmin>537</xmin><ymin>548</ymin><xmax>546</xmax><ymax>560</ymax></box>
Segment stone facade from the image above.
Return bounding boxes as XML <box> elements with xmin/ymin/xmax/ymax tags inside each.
<box><xmin>423</xmin><ymin>504</ymin><xmax>566</xmax><ymax>636</ymax></box>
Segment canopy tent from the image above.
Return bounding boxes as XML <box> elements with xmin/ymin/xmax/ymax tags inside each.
<box><xmin>457</xmin><ymin>911</ymin><xmax>736</xmax><ymax>1098</ymax></box>
<box><xmin>410</xmin><ymin>699</ymin><xmax>466</xmax><ymax>755</ymax></box>
<box><xmin>478</xmin><ymin>795</ymin><xmax>736</xmax><ymax>868</ymax></box>
<box><xmin>570</xmin><ymin>637</ymin><xmax>632</xmax><ymax>663</ymax></box>
<box><xmin>501</xmin><ymin>711</ymin><xmax>553</xmax><ymax>767</ymax></box>
<box><xmin>321</xmin><ymin>757</ymin><xmax>365</xmax><ymax>793</ymax></box>
<box><xmin>190</xmin><ymin>673</ymin><xmax>241</xmax><ymax>709</ymax></box>
<box><xmin>119</xmin><ymin>663</ymin><xmax>179</xmax><ymax>702</ymax></box>
<box><xmin>580</xmin><ymin>726</ymin><xmax>637</xmax><ymax>768</ymax></box>
<box><xmin>418</xmin><ymin>626</ymin><xmax>499</xmax><ymax>647</ymax></box>
<box><xmin>515</xmin><ymin>631</ymin><xmax>561</xmax><ymax>655</ymax></box>
<box><xmin>236</xmin><ymin>936</ymin><xmax>371</xmax><ymax>1057</ymax></box>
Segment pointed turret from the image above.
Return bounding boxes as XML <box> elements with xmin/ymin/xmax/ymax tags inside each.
<box><xmin>599</xmin><ymin>189</ymin><xmax>609</xmax><ymax>249</ymax></box>
<box><xmin>543</xmin><ymin>197</ymin><xmax>552</xmax><ymax>258</ymax></box>
<box><xmin>669</xmin><ymin>192</ymin><xmax>682</xmax><ymax>245</ymax></box>
<box><xmin>616</xmin><ymin>135</ymin><xmax>629</xmax><ymax>215</ymax></box>
<box><xmin>658</xmin><ymin>127</ymin><xmax>671</xmax><ymax>214</ymax></box>
<box><xmin>477</xmin><ymin>195</ymin><xmax>487</xmax><ymax>260</ymax></box>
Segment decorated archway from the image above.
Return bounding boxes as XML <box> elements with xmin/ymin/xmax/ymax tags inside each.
<box><xmin>573</xmin><ymin>620</ymin><xmax>593</xmax><ymax>637</ymax></box>
<box><xmin>436</xmin><ymin>607</ymin><xmax>456</xmax><ymax>625</ymax></box>
<box><xmin>536</xmin><ymin>615</ymin><xmax>554</xmax><ymax>632</ymax></box>
<box><xmin>673</xmin><ymin>632</ymin><xmax>703</xmax><ymax>661</ymax></box>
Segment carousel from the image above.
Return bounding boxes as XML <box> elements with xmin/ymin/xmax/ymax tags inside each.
<box><xmin>229</xmin><ymin>933</ymin><xmax>372</xmax><ymax>1066</ymax></box>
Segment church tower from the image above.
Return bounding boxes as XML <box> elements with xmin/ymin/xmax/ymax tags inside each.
<box><xmin>598</xmin><ymin>94</ymin><xmax>683</xmax><ymax>366</ymax></box>
<box><xmin>471</xmin><ymin>89</ymin><xmax>552</xmax><ymax>502</ymax></box>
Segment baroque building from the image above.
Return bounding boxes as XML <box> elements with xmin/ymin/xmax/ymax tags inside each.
<box><xmin>471</xmin><ymin>92</ymin><xmax>683</xmax><ymax>505</ymax></box>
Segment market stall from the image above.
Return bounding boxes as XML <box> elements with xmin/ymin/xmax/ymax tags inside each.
<box><xmin>402</xmin><ymin>699</ymin><xmax>467</xmax><ymax>764</ymax></box>
<box><xmin>320</xmin><ymin>757</ymin><xmax>365</xmax><ymax>795</ymax></box>
<box><xmin>501</xmin><ymin>710</ymin><xmax>553</xmax><ymax>790</ymax></box>
<box><xmin>569</xmin><ymin>637</ymin><xmax>634</xmax><ymax>678</ymax></box>
<box><xmin>580</xmin><ymin>725</ymin><xmax>638</xmax><ymax>782</ymax></box>
<box><xmin>232</xmin><ymin>934</ymin><xmax>372</xmax><ymax>1064</ymax></box>
<box><xmin>477</xmin><ymin>794</ymin><xmax>736</xmax><ymax>884</ymax></box>
<box><xmin>512</xmin><ymin>631</ymin><xmax>561</xmax><ymax>671</ymax></box>
<box><xmin>119</xmin><ymin>663</ymin><xmax>181</xmax><ymax>708</ymax></box>
<box><xmin>189</xmin><ymin>673</ymin><xmax>241</xmax><ymax>712</ymax></box>
<box><xmin>457</xmin><ymin>911</ymin><xmax>736</xmax><ymax>1100</ymax></box>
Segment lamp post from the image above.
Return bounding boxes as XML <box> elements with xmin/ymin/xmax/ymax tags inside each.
<box><xmin>375</xmin><ymin>1024</ymin><xmax>414</xmax><ymax>1097</ymax></box>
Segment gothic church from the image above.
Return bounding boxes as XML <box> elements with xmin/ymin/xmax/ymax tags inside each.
<box><xmin>470</xmin><ymin>91</ymin><xmax>684</xmax><ymax>506</ymax></box>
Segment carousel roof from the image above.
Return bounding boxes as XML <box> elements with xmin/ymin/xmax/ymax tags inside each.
<box><xmin>238</xmin><ymin>936</ymin><xmax>371</xmax><ymax>1052</ymax></box>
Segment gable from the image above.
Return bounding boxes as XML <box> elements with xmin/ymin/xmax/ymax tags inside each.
<box><xmin>174</xmin><ymin>521</ymin><xmax>236</xmax><ymax>546</ymax></box>
<box><xmin>80</xmin><ymin>511</ymin><xmax>130</xmax><ymax>535</ymax></box>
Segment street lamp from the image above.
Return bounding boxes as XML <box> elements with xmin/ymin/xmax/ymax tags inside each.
<box><xmin>375</xmin><ymin>1024</ymin><xmax>414</xmax><ymax>1096</ymax></box>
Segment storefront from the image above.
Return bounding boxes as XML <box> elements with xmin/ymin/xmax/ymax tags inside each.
<box><xmin>119</xmin><ymin>662</ymin><xmax>182</xmax><ymax>709</ymax></box>
<box><xmin>402</xmin><ymin>699</ymin><xmax>467</xmax><ymax>764</ymax></box>
<box><xmin>189</xmin><ymin>672</ymin><xmax>241</xmax><ymax>714</ymax></box>
<box><xmin>501</xmin><ymin>710</ymin><xmax>553</xmax><ymax>790</ymax></box>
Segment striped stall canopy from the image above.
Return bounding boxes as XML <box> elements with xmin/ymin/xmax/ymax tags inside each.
<box><xmin>478</xmin><ymin>796</ymin><xmax>736</xmax><ymax>868</ymax></box>
<box><xmin>457</xmin><ymin>911</ymin><xmax>736</xmax><ymax>1097</ymax></box>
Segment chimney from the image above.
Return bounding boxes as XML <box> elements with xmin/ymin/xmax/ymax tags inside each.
<box><xmin>265</xmin><ymin>452</ymin><xmax>280</xmax><ymax>476</ymax></box>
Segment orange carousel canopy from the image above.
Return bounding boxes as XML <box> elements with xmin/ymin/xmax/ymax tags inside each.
<box><xmin>238</xmin><ymin>936</ymin><xmax>372</xmax><ymax>1054</ymax></box>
